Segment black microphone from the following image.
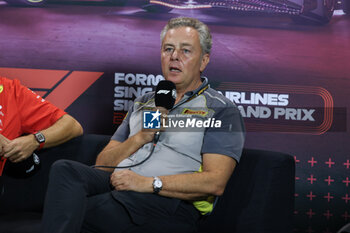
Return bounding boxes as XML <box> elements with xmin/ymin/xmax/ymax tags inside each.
<box><xmin>154</xmin><ymin>80</ymin><xmax>176</xmax><ymax>143</ymax></box>
<box><xmin>155</xmin><ymin>80</ymin><xmax>176</xmax><ymax>110</ymax></box>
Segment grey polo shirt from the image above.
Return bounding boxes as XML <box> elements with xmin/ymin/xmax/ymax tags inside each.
<box><xmin>112</xmin><ymin>77</ymin><xmax>245</xmax><ymax>177</ymax></box>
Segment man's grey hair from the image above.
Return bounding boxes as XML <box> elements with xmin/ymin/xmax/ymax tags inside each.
<box><xmin>160</xmin><ymin>17</ymin><xmax>212</xmax><ymax>55</ymax></box>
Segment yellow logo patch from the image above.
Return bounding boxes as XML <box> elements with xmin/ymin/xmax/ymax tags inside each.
<box><xmin>0</xmin><ymin>85</ymin><xmax>3</xmax><ymax>94</ymax></box>
<box><xmin>182</xmin><ymin>108</ymin><xmax>208</xmax><ymax>116</ymax></box>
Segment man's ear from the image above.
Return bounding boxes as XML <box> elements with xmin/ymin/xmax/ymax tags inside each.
<box><xmin>200</xmin><ymin>54</ymin><xmax>210</xmax><ymax>72</ymax></box>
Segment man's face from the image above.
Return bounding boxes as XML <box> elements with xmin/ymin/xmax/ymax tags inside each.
<box><xmin>161</xmin><ymin>26</ymin><xmax>209</xmax><ymax>90</ymax></box>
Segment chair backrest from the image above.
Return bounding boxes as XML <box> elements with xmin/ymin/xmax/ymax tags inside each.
<box><xmin>197</xmin><ymin>148</ymin><xmax>295</xmax><ymax>233</ymax></box>
<box><xmin>338</xmin><ymin>223</ymin><xmax>350</xmax><ymax>233</ymax></box>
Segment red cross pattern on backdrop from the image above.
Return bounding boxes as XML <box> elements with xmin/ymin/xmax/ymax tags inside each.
<box><xmin>293</xmin><ymin>155</ymin><xmax>350</xmax><ymax>233</ymax></box>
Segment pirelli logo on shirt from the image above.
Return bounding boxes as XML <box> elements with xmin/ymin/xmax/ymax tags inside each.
<box><xmin>181</xmin><ymin>108</ymin><xmax>208</xmax><ymax>116</ymax></box>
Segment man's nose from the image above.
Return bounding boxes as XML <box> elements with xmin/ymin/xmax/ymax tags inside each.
<box><xmin>170</xmin><ymin>49</ymin><xmax>179</xmax><ymax>60</ymax></box>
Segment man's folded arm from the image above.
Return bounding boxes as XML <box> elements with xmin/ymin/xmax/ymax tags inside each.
<box><xmin>157</xmin><ymin>153</ymin><xmax>236</xmax><ymax>199</ymax></box>
<box><xmin>39</xmin><ymin>114</ymin><xmax>83</xmax><ymax>148</ymax></box>
<box><xmin>109</xmin><ymin>153</ymin><xmax>236</xmax><ymax>201</ymax></box>
<box><xmin>2</xmin><ymin>114</ymin><xmax>83</xmax><ymax>163</ymax></box>
<box><xmin>95</xmin><ymin>130</ymin><xmax>156</xmax><ymax>172</ymax></box>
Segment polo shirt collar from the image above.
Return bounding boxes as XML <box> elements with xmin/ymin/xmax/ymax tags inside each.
<box><xmin>173</xmin><ymin>76</ymin><xmax>209</xmax><ymax>108</ymax></box>
<box><xmin>184</xmin><ymin>76</ymin><xmax>209</xmax><ymax>99</ymax></box>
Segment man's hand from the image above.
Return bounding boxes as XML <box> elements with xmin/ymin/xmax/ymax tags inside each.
<box><xmin>95</xmin><ymin>107</ymin><xmax>168</xmax><ymax>172</ymax></box>
<box><xmin>2</xmin><ymin>135</ymin><xmax>38</xmax><ymax>163</ymax></box>
<box><xmin>110</xmin><ymin>169</ymin><xmax>152</xmax><ymax>193</ymax></box>
<box><xmin>0</xmin><ymin>134</ymin><xmax>11</xmax><ymax>157</ymax></box>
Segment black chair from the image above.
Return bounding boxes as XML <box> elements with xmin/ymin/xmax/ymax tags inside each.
<box><xmin>0</xmin><ymin>135</ymin><xmax>295</xmax><ymax>233</ymax></box>
<box><xmin>338</xmin><ymin>223</ymin><xmax>350</xmax><ymax>233</ymax></box>
<box><xmin>197</xmin><ymin>148</ymin><xmax>295</xmax><ymax>233</ymax></box>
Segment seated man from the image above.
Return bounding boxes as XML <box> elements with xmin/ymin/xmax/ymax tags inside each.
<box><xmin>41</xmin><ymin>17</ymin><xmax>245</xmax><ymax>233</ymax></box>
<box><xmin>0</xmin><ymin>77</ymin><xmax>83</xmax><ymax>179</ymax></box>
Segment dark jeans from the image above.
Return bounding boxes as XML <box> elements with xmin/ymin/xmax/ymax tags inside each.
<box><xmin>41</xmin><ymin>160</ymin><xmax>200</xmax><ymax>233</ymax></box>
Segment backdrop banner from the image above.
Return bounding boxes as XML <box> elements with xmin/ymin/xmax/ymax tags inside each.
<box><xmin>0</xmin><ymin>6</ymin><xmax>348</xmax><ymax>232</ymax></box>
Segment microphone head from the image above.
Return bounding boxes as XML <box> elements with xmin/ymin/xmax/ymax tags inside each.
<box><xmin>155</xmin><ymin>80</ymin><xmax>176</xmax><ymax>110</ymax></box>
<box><xmin>3</xmin><ymin>153</ymin><xmax>41</xmax><ymax>179</ymax></box>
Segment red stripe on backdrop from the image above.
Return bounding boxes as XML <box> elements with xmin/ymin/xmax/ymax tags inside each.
<box><xmin>0</xmin><ymin>67</ymin><xmax>103</xmax><ymax>110</ymax></box>
<box><xmin>45</xmin><ymin>71</ymin><xmax>103</xmax><ymax>110</ymax></box>
<box><xmin>0</xmin><ymin>67</ymin><xmax>69</xmax><ymax>89</ymax></box>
